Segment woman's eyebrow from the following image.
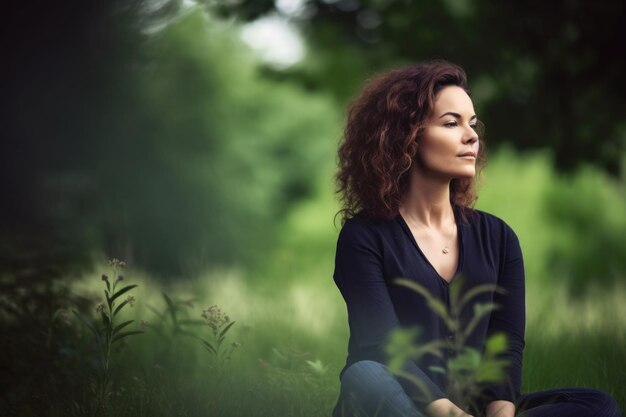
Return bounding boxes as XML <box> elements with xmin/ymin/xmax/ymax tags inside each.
<box><xmin>438</xmin><ymin>111</ymin><xmax>477</xmax><ymax>120</ymax></box>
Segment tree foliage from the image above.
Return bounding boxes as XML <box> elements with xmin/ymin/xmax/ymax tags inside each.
<box><xmin>216</xmin><ymin>0</ymin><xmax>626</xmax><ymax>174</ymax></box>
<box><xmin>2</xmin><ymin>0</ymin><xmax>339</xmax><ymax>278</ymax></box>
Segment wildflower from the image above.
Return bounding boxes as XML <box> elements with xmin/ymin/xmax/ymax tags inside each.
<box><xmin>140</xmin><ymin>320</ymin><xmax>150</xmax><ymax>327</ymax></box>
<box><xmin>108</xmin><ymin>258</ymin><xmax>126</xmax><ymax>268</ymax></box>
<box><xmin>202</xmin><ymin>305</ymin><xmax>230</xmax><ymax>334</ymax></box>
<box><xmin>96</xmin><ymin>303</ymin><xmax>105</xmax><ymax>313</ymax></box>
<box><xmin>126</xmin><ymin>295</ymin><xmax>135</xmax><ymax>307</ymax></box>
<box><xmin>117</xmin><ymin>275</ymin><xmax>124</xmax><ymax>281</ymax></box>
<box><xmin>101</xmin><ymin>274</ymin><xmax>109</xmax><ymax>282</ymax></box>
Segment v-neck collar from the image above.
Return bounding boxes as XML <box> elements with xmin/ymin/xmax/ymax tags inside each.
<box><xmin>395</xmin><ymin>206</ymin><xmax>465</xmax><ymax>286</ymax></box>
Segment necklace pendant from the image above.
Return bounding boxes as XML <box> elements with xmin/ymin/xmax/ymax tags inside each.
<box><xmin>442</xmin><ymin>247</ymin><xmax>449</xmax><ymax>254</ymax></box>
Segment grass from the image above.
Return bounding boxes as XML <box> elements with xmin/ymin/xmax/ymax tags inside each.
<box><xmin>5</xmin><ymin>149</ymin><xmax>626</xmax><ymax>416</ymax></box>
<box><xmin>523</xmin><ymin>282</ymin><xmax>626</xmax><ymax>401</ymax></box>
<box><xmin>53</xmin><ymin>255</ymin><xmax>624</xmax><ymax>416</ymax></box>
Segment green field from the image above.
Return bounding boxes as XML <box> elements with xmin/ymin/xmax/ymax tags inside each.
<box><xmin>14</xmin><ymin>150</ymin><xmax>621</xmax><ymax>417</ymax></box>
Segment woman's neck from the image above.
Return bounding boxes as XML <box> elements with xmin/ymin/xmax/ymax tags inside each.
<box><xmin>399</xmin><ymin>169</ymin><xmax>453</xmax><ymax>228</ymax></box>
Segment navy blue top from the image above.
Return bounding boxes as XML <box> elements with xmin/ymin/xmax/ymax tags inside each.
<box><xmin>333</xmin><ymin>207</ymin><xmax>525</xmax><ymax>407</ymax></box>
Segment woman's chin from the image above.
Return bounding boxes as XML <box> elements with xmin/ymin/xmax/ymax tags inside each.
<box><xmin>452</xmin><ymin>169</ymin><xmax>476</xmax><ymax>179</ymax></box>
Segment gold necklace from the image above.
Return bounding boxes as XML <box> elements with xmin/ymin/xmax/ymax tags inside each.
<box><xmin>442</xmin><ymin>222</ymin><xmax>456</xmax><ymax>254</ymax></box>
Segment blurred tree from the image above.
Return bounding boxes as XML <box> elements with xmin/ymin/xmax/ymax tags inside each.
<box><xmin>543</xmin><ymin>167</ymin><xmax>626</xmax><ymax>295</ymax></box>
<box><xmin>2</xmin><ymin>0</ymin><xmax>339</xmax><ymax>280</ymax></box>
<box><xmin>2</xmin><ymin>0</ymin><xmax>145</xmax><ymax>281</ymax></box>
<box><xmin>214</xmin><ymin>0</ymin><xmax>626</xmax><ymax>174</ymax></box>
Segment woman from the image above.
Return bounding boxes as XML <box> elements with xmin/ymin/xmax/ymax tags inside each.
<box><xmin>331</xmin><ymin>61</ymin><xmax>621</xmax><ymax>417</ymax></box>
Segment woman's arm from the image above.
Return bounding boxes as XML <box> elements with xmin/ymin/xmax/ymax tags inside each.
<box><xmin>335</xmin><ymin>219</ymin><xmax>462</xmax><ymax>411</ymax></box>
<box><xmin>481</xmin><ymin>223</ymin><xmax>525</xmax><ymax>411</ymax></box>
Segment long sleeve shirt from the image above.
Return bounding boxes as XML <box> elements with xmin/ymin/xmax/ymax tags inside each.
<box><xmin>333</xmin><ymin>207</ymin><xmax>525</xmax><ymax>409</ymax></box>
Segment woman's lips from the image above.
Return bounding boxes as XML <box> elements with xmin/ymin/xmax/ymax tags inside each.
<box><xmin>457</xmin><ymin>152</ymin><xmax>476</xmax><ymax>158</ymax></box>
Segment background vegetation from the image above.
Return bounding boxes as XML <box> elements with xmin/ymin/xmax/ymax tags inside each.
<box><xmin>2</xmin><ymin>0</ymin><xmax>625</xmax><ymax>416</ymax></box>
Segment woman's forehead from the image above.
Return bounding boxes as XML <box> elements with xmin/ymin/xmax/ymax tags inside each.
<box><xmin>433</xmin><ymin>86</ymin><xmax>475</xmax><ymax>115</ymax></box>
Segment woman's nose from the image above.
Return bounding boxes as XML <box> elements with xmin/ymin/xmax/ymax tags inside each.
<box><xmin>463</xmin><ymin>125</ymin><xmax>479</xmax><ymax>143</ymax></box>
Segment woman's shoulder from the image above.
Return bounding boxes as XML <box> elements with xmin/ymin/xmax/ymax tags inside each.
<box><xmin>337</xmin><ymin>212</ymin><xmax>398</xmax><ymax>244</ymax></box>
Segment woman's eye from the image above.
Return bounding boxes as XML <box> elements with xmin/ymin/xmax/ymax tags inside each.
<box><xmin>444</xmin><ymin>121</ymin><xmax>457</xmax><ymax>127</ymax></box>
<box><xmin>470</xmin><ymin>124</ymin><xmax>478</xmax><ymax>130</ymax></box>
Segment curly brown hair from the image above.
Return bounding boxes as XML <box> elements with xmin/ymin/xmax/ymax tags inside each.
<box><xmin>336</xmin><ymin>61</ymin><xmax>486</xmax><ymax>223</ymax></box>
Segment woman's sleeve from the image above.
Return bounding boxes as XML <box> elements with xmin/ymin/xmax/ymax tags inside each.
<box><xmin>481</xmin><ymin>225</ymin><xmax>526</xmax><ymax>404</ymax></box>
<box><xmin>334</xmin><ymin>220</ymin><xmax>446</xmax><ymax>406</ymax></box>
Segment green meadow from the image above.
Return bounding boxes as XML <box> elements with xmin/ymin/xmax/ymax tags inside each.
<box><xmin>17</xmin><ymin>150</ymin><xmax>621</xmax><ymax>417</ymax></box>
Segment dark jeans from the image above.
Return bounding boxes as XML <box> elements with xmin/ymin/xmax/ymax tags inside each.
<box><xmin>332</xmin><ymin>360</ymin><xmax>622</xmax><ymax>417</ymax></box>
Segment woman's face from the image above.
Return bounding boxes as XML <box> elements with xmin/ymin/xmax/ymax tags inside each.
<box><xmin>415</xmin><ymin>86</ymin><xmax>480</xmax><ymax>180</ymax></box>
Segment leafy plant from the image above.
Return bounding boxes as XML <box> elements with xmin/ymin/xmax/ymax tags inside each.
<box><xmin>72</xmin><ymin>258</ymin><xmax>143</xmax><ymax>408</ymax></box>
<box><xmin>305</xmin><ymin>359</ymin><xmax>329</xmax><ymax>377</ymax></box>
<box><xmin>199</xmin><ymin>305</ymin><xmax>240</xmax><ymax>372</ymax></box>
<box><xmin>258</xmin><ymin>347</ymin><xmax>333</xmax><ymax>403</ymax></box>
<box><xmin>387</xmin><ymin>277</ymin><xmax>510</xmax><ymax>414</ymax></box>
<box><xmin>144</xmin><ymin>292</ymin><xmax>202</xmax><ymax>342</ymax></box>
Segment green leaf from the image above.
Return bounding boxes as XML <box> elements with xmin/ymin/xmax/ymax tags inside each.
<box><xmin>113</xmin><ymin>320</ymin><xmax>134</xmax><ymax>336</ymax></box>
<box><xmin>428</xmin><ymin>365</ymin><xmax>447</xmax><ymax>374</ymax></box>
<box><xmin>459</xmin><ymin>284</ymin><xmax>506</xmax><ymax>310</ymax></box>
<box><xmin>72</xmin><ymin>310</ymin><xmax>99</xmax><ymax>338</ymax></box>
<box><xmin>394</xmin><ymin>279</ymin><xmax>452</xmax><ymax>323</ymax></box>
<box><xmin>473</xmin><ymin>303</ymin><xmax>499</xmax><ymax>322</ymax></box>
<box><xmin>473</xmin><ymin>302</ymin><xmax>491</xmax><ymax>315</ymax></box>
<box><xmin>447</xmin><ymin>347</ymin><xmax>481</xmax><ymax>372</ymax></box>
<box><xmin>101</xmin><ymin>312</ymin><xmax>110</xmax><ymax>327</ymax></box>
<box><xmin>427</xmin><ymin>299</ymin><xmax>451</xmax><ymax>322</ymax></box>
<box><xmin>110</xmin><ymin>284</ymin><xmax>138</xmax><ymax>305</ymax></box>
<box><xmin>485</xmin><ymin>333</ymin><xmax>508</xmax><ymax>357</ymax></box>
<box><xmin>415</xmin><ymin>340</ymin><xmax>446</xmax><ymax>359</ymax></box>
<box><xmin>449</xmin><ymin>275</ymin><xmax>465</xmax><ymax>307</ymax></box>
<box><xmin>394</xmin><ymin>279</ymin><xmax>431</xmax><ymax>299</ymax></box>
<box><xmin>385</xmin><ymin>327</ymin><xmax>423</xmax><ymax>367</ymax></box>
<box><xmin>305</xmin><ymin>359</ymin><xmax>328</xmax><ymax>376</ymax></box>
<box><xmin>145</xmin><ymin>304</ymin><xmax>165</xmax><ymax>320</ymax></box>
<box><xmin>162</xmin><ymin>292</ymin><xmax>177</xmax><ymax>325</ymax></box>
<box><xmin>113</xmin><ymin>299</ymin><xmax>129</xmax><ymax>317</ymax></box>
<box><xmin>387</xmin><ymin>356</ymin><xmax>406</xmax><ymax>373</ymax></box>
<box><xmin>112</xmin><ymin>330</ymin><xmax>143</xmax><ymax>344</ymax></box>
<box><xmin>200</xmin><ymin>338</ymin><xmax>216</xmax><ymax>354</ymax></box>
<box><xmin>462</xmin><ymin>303</ymin><xmax>500</xmax><ymax>339</ymax></box>
<box><xmin>476</xmin><ymin>360</ymin><xmax>508</xmax><ymax>383</ymax></box>
<box><xmin>218</xmin><ymin>321</ymin><xmax>235</xmax><ymax>338</ymax></box>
